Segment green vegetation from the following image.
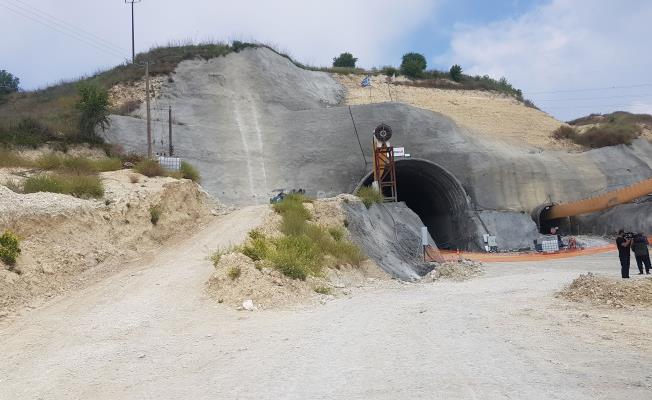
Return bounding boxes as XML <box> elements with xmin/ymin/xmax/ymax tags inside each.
<box><xmin>449</xmin><ymin>64</ymin><xmax>463</xmax><ymax>82</ymax></box>
<box><xmin>552</xmin><ymin>123</ymin><xmax>641</xmax><ymax>148</ymax></box>
<box><xmin>314</xmin><ymin>285</ymin><xmax>332</xmax><ymax>295</ymax></box>
<box><xmin>76</xmin><ymin>83</ymin><xmax>110</xmax><ymax>138</ymax></box>
<box><xmin>227</xmin><ymin>266</ymin><xmax>241</xmax><ymax>280</ymax></box>
<box><xmin>400</xmin><ymin>53</ymin><xmax>427</xmax><ymax>78</ymax></box>
<box><xmin>0</xmin><ymin>70</ymin><xmax>19</xmax><ymax>98</ymax></box>
<box><xmin>333</xmin><ymin>52</ymin><xmax>358</xmax><ymax>68</ymax></box>
<box><xmin>356</xmin><ymin>186</ymin><xmax>383</xmax><ymax>209</ymax></box>
<box><xmin>568</xmin><ymin>111</ymin><xmax>652</xmax><ymax>127</ymax></box>
<box><xmin>149</xmin><ymin>205</ymin><xmax>162</xmax><ymax>225</ymax></box>
<box><xmin>180</xmin><ymin>161</ymin><xmax>200</xmax><ymax>182</ymax></box>
<box><xmin>231</xmin><ymin>195</ymin><xmax>364</xmax><ymax>281</ymax></box>
<box><xmin>23</xmin><ymin>174</ymin><xmax>104</xmax><ymax>198</ymax></box>
<box><xmin>210</xmin><ymin>246</ymin><xmax>241</xmax><ymax>267</ymax></box>
<box><xmin>135</xmin><ymin>158</ymin><xmax>166</xmax><ymax>177</ymax></box>
<box><xmin>0</xmin><ymin>230</ymin><xmax>21</xmax><ymax>266</ymax></box>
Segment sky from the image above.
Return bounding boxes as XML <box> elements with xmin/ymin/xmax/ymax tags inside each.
<box><xmin>1</xmin><ymin>0</ymin><xmax>651</xmax><ymax>121</ymax></box>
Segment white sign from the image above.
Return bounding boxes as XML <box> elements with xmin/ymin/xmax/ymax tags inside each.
<box><xmin>421</xmin><ymin>227</ymin><xmax>429</xmax><ymax>246</ymax></box>
<box><xmin>395</xmin><ymin>147</ymin><xmax>405</xmax><ymax>157</ymax></box>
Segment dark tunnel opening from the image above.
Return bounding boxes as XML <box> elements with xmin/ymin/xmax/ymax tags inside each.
<box><xmin>359</xmin><ymin>159</ymin><xmax>473</xmax><ymax>250</ymax></box>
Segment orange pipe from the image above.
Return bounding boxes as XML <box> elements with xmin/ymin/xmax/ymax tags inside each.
<box><xmin>545</xmin><ymin>177</ymin><xmax>652</xmax><ymax>219</ymax></box>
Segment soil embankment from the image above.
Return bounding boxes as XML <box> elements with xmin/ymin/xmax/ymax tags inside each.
<box><xmin>0</xmin><ymin>169</ymin><xmax>222</xmax><ymax>315</ymax></box>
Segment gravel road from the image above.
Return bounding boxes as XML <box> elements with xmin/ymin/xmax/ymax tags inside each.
<box><xmin>1</xmin><ymin>208</ymin><xmax>650</xmax><ymax>399</ymax></box>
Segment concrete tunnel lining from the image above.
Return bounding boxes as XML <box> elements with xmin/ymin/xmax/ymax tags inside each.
<box><xmin>357</xmin><ymin>158</ymin><xmax>472</xmax><ymax>249</ymax></box>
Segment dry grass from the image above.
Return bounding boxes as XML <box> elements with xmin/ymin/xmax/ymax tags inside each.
<box><xmin>356</xmin><ymin>186</ymin><xmax>383</xmax><ymax>209</ymax></box>
<box><xmin>23</xmin><ymin>174</ymin><xmax>104</xmax><ymax>199</ymax></box>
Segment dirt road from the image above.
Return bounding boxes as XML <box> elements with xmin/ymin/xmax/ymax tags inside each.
<box><xmin>1</xmin><ymin>208</ymin><xmax>651</xmax><ymax>399</ymax></box>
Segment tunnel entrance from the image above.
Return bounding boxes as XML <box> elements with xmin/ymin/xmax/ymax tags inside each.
<box><xmin>358</xmin><ymin>159</ymin><xmax>473</xmax><ymax>250</ymax></box>
<box><xmin>532</xmin><ymin>204</ymin><xmax>570</xmax><ymax>235</ymax></box>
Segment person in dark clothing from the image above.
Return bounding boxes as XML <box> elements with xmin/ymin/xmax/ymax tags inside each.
<box><xmin>616</xmin><ymin>229</ymin><xmax>633</xmax><ymax>279</ymax></box>
<box><xmin>632</xmin><ymin>233</ymin><xmax>651</xmax><ymax>275</ymax></box>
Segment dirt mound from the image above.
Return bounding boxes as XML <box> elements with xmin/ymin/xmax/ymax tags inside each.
<box><xmin>206</xmin><ymin>196</ymin><xmax>392</xmax><ymax>310</ymax></box>
<box><xmin>336</xmin><ymin>74</ymin><xmax>565</xmax><ymax>150</ymax></box>
<box><xmin>0</xmin><ymin>169</ymin><xmax>223</xmax><ymax>314</ymax></box>
<box><xmin>426</xmin><ymin>260</ymin><xmax>483</xmax><ymax>282</ymax></box>
<box><xmin>559</xmin><ymin>273</ymin><xmax>652</xmax><ymax>308</ymax></box>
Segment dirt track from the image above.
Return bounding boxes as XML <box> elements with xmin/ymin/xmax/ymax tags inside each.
<box><xmin>1</xmin><ymin>207</ymin><xmax>651</xmax><ymax>399</ymax></box>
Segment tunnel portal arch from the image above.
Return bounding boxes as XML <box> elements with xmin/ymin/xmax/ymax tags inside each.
<box><xmin>356</xmin><ymin>158</ymin><xmax>475</xmax><ymax>250</ymax></box>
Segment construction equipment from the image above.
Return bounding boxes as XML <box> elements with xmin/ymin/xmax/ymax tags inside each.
<box><xmin>541</xmin><ymin>177</ymin><xmax>652</xmax><ymax>220</ymax></box>
<box><xmin>372</xmin><ymin>124</ymin><xmax>397</xmax><ymax>202</ymax></box>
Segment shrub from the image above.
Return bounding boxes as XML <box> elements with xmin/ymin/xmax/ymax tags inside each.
<box><xmin>61</xmin><ymin>156</ymin><xmax>97</xmax><ymax>175</ymax></box>
<box><xmin>328</xmin><ymin>227</ymin><xmax>345</xmax><ymax>241</ymax></box>
<box><xmin>242</xmin><ymin>234</ymin><xmax>270</xmax><ymax>261</ymax></box>
<box><xmin>180</xmin><ymin>161</ymin><xmax>200</xmax><ymax>182</ymax></box>
<box><xmin>210</xmin><ymin>246</ymin><xmax>240</xmax><ymax>267</ymax></box>
<box><xmin>576</xmin><ymin>124</ymin><xmax>640</xmax><ymax>148</ymax></box>
<box><xmin>93</xmin><ymin>158</ymin><xmax>123</xmax><ymax>172</ymax></box>
<box><xmin>552</xmin><ymin>125</ymin><xmax>577</xmax><ymax>140</ymax></box>
<box><xmin>332</xmin><ymin>52</ymin><xmax>358</xmax><ymax>68</ymax></box>
<box><xmin>314</xmin><ymin>285</ymin><xmax>332</xmax><ymax>295</ymax></box>
<box><xmin>0</xmin><ymin>230</ymin><xmax>21</xmax><ymax>265</ymax></box>
<box><xmin>273</xmin><ymin>193</ymin><xmax>312</xmax><ymax>220</ymax></box>
<box><xmin>381</xmin><ymin>66</ymin><xmax>399</xmax><ymax>77</ymax></box>
<box><xmin>149</xmin><ymin>205</ymin><xmax>161</xmax><ymax>225</ymax></box>
<box><xmin>135</xmin><ymin>158</ymin><xmax>166</xmax><ymax>177</ymax></box>
<box><xmin>449</xmin><ymin>64</ymin><xmax>463</xmax><ymax>82</ymax></box>
<box><xmin>23</xmin><ymin>174</ymin><xmax>104</xmax><ymax>198</ymax></box>
<box><xmin>0</xmin><ymin>149</ymin><xmax>32</xmax><ymax>168</ymax></box>
<box><xmin>35</xmin><ymin>153</ymin><xmax>64</xmax><ymax>170</ymax></box>
<box><xmin>356</xmin><ymin>186</ymin><xmax>383</xmax><ymax>209</ymax></box>
<box><xmin>0</xmin><ymin>70</ymin><xmax>19</xmax><ymax>96</ymax></box>
<box><xmin>77</xmin><ymin>82</ymin><xmax>111</xmax><ymax>138</ymax></box>
<box><xmin>227</xmin><ymin>266</ymin><xmax>241</xmax><ymax>280</ymax></box>
<box><xmin>3</xmin><ymin>180</ymin><xmax>22</xmax><ymax>193</ymax></box>
<box><xmin>269</xmin><ymin>235</ymin><xmax>321</xmax><ymax>280</ymax></box>
<box><xmin>400</xmin><ymin>53</ymin><xmax>427</xmax><ymax>78</ymax></box>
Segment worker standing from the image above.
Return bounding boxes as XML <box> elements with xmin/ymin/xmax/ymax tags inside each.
<box><xmin>632</xmin><ymin>233</ymin><xmax>651</xmax><ymax>275</ymax></box>
<box><xmin>616</xmin><ymin>229</ymin><xmax>633</xmax><ymax>279</ymax></box>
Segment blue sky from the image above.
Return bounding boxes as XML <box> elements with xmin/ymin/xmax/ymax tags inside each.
<box><xmin>2</xmin><ymin>0</ymin><xmax>651</xmax><ymax>121</ymax></box>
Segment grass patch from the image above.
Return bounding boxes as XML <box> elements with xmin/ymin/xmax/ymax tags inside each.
<box><xmin>227</xmin><ymin>266</ymin><xmax>242</xmax><ymax>280</ymax></box>
<box><xmin>356</xmin><ymin>186</ymin><xmax>383</xmax><ymax>208</ymax></box>
<box><xmin>23</xmin><ymin>174</ymin><xmax>104</xmax><ymax>198</ymax></box>
<box><xmin>3</xmin><ymin>179</ymin><xmax>22</xmax><ymax>193</ymax></box>
<box><xmin>135</xmin><ymin>158</ymin><xmax>167</xmax><ymax>177</ymax></box>
<box><xmin>0</xmin><ymin>149</ymin><xmax>32</xmax><ymax>168</ymax></box>
<box><xmin>180</xmin><ymin>161</ymin><xmax>200</xmax><ymax>182</ymax></box>
<box><xmin>236</xmin><ymin>196</ymin><xmax>365</xmax><ymax>281</ymax></box>
<box><xmin>552</xmin><ymin>123</ymin><xmax>641</xmax><ymax>148</ymax></box>
<box><xmin>0</xmin><ymin>230</ymin><xmax>21</xmax><ymax>266</ymax></box>
<box><xmin>314</xmin><ymin>285</ymin><xmax>332</xmax><ymax>295</ymax></box>
<box><xmin>149</xmin><ymin>205</ymin><xmax>162</xmax><ymax>225</ymax></box>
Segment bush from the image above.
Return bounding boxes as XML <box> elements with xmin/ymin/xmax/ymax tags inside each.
<box><xmin>0</xmin><ymin>230</ymin><xmax>21</xmax><ymax>265</ymax></box>
<box><xmin>93</xmin><ymin>158</ymin><xmax>123</xmax><ymax>172</ymax></box>
<box><xmin>180</xmin><ymin>161</ymin><xmax>200</xmax><ymax>182</ymax></box>
<box><xmin>23</xmin><ymin>174</ymin><xmax>104</xmax><ymax>198</ymax></box>
<box><xmin>356</xmin><ymin>186</ymin><xmax>383</xmax><ymax>209</ymax></box>
<box><xmin>149</xmin><ymin>205</ymin><xmax>162</xmax><ymax>225</ymax></box>
<box><xmin>333</xmin><ymin>52</ymin><xmax>358</xmax><ymax>68</ymax></box>
<box><xmin>3</xmin><ymin>179</ymin><xmax>22</xmax><ymax>193</ymax></box>
<box><xmin>400</xmin><ymin>53</ymin><xmax>427</xmax><ymax>78</ymax></box>
<box><xmin>314</xmin><ymin>285</ymin><xmax>332</xmax><ymax>295</ymax></box>
<box><xmin>269</xmin><ymin>235</ymin><xmax>321</xmax><ymax>280</ymax></box>
<box><xmin>76</xmin><ymin>82</ymin><xmax>110</xmax><ymax>138</ymax></box>
<box><xmin>242</xmin><ymin>234</ymin><xmax>270</xmax><ymax>261</ymax></box>
<box><xmin>227</xmin><ymin>266</ymin><xmax>241</xmax><ymax>280</ymax></box>
<box><xmin>328</xmin><ymin>227</ymin><xmax>344</xmax><ymax>241</ymax></box>
<box><xmin>381</xmin><ymin>66</ymin><xmax>399</xmax><ymax>77</ymax></box>
<box><xmin>135</xmin><ymin>158</ymin><xmax>166</xmax><ymax>177</ymax></box>
<box><xmin>0</xmin><ymin>149</ymin><xmax>32</xmax><ymax>168</ymax></box>
<box><xmin>0</xmin><ymin>70</ymin><xmax>19</xmax><ymax>96</ymax></box>
<box><xmin>0</xmin><ymin>118</ymin><xmax>56</xmax><ymax>148</ymax></box>
<box><xmin>449</xmin><ymin>64</ymin><xmax>463</xmax><ymax>82</ymax></box>
<box><xmin>35</xmin><ymin>153</ymin><xmax>64</xmax><ymax>170</ymax></box>
<box><xmin>576</xmin><ymin>124</ymin><xmax>640</xmax><ymax>148</ymax></box>
<box><xmin>552</xmin><ymin>125</ymin><xmax>577</xmax><ymax>140</ymax></box>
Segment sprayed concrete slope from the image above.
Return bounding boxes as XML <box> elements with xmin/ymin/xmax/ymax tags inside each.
<box><xmin>106</xmin><ymin>47</ymin><xmax>652</xmax><ymax>248</ymax></box>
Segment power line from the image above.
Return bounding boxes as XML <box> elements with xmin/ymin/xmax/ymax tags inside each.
<box><xmin>538</xmin><ymin>93</ymin><xmax>652</xmax><ymax>102</ymax></box>
<box><xmin>0</xmin><ymin>1</ymin><xmax>128</xmax><ymax>59</ymax></box>
<box><xmin>525</xmin><ymin>83</ymin><xmax>652</xmax><ymax>95</ymax></box>
<box><xmin>543</xmin><ymin>102</ymin><xmax>652</xmax><ymax>109</ymax></box>
<box><xmin>11</xmin><ymin>0</ymin><xmax>129</xmax><ymax>54</ymax></box>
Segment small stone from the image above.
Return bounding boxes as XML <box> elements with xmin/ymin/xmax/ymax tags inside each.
<box><xmin>242</xmin><ymin>299</ymin><xmax>256</xmax><ymax>311</ymax></box>
<box><xmin>137</xmin><ymin>353</ymin><xmax>146</xmax><ymax>359</ymax></box>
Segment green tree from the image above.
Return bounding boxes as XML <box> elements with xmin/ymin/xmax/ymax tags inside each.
<box><xmin>400</xmin><ymin>53</ymin><xmax>427</xmax><ymax>78</ymax></box>
<box><xmin>0</xmin><ymin>70</ymin><xmax>20</xmax><ymax>97</ymax></box>
<box><xmin>333</xmin><ymin>52</ymin><xmax>358</xmax><ymax>68</ymax></box>
<box><xmin>76</xmin><ymin>82</ymin><xmax>110</xmax><ymax>138</ymax></box>
<box><xmin>449</xmin><ymin>64</ymin><xmax>463</xmax><ymax>82</ymax></box>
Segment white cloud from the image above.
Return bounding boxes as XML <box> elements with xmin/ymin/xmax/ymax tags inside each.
<box><xmin>438</xmin><ymin>0</ymin><xmax>652</xmax><ymax>120</ymax></box>
<box><xmin>1</xmin><ymin>0</ymin><xmax>438</xmax><ymax>89</ymax></box>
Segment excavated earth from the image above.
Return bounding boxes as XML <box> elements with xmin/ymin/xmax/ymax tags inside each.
<box><xmin>106</xmin><ymin>47</ymin><xmax>652</xmax><ymax>250</ymax></box>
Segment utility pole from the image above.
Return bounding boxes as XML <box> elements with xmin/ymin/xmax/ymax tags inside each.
<box><xmin>125</xmin><ymin>0</ymin><xmax>142</xmax><ymax>63</ymax></box>
<box><xmin>145</xmin><ymin>61</ymin><xmax>152</xmax><ymax>158</ymax></box>
<box><xmin>168</xmin><ymin>105</ymin><xmax>174</xmax><ymax>156</ymax></box>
